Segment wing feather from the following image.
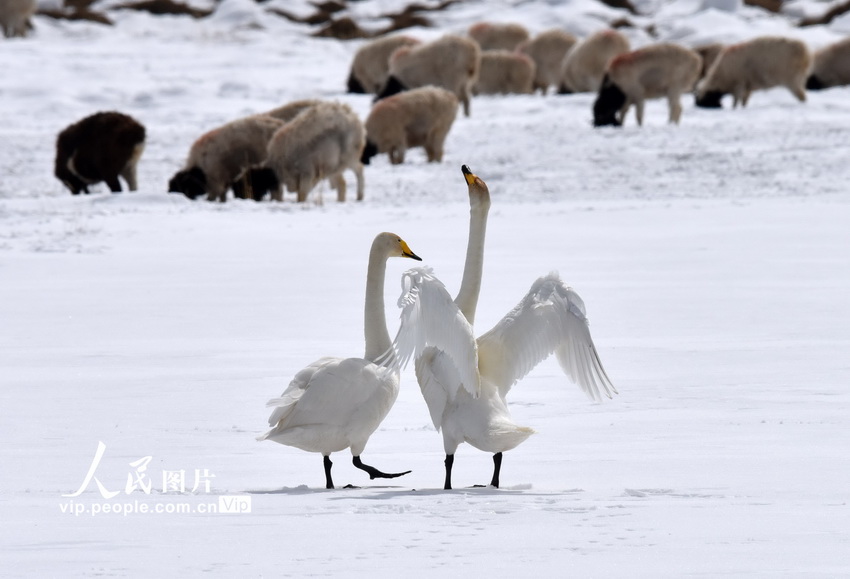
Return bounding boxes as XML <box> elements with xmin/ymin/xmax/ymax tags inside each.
<box><xmin>476</xmin><ymin>272</ymin><xmax>616</xmax><ymax>401</ymax></box>
<box><xmin>392</xmin><ymin>266</ymin><xmax>480</xmax><ymax>398</ymax></box>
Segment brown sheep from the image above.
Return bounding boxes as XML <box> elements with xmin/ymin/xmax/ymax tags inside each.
<box><xmin>376</xmin><ymin>34</ymin><xmax>481</xmax><ymax>117</ymax></box>
<box><xmin>362</xmin><ymin>86</ymin><xmax>458</xmax><ymax>165</ymax></box>
<box><xmin>236</xmin><ymin>102</ymin><xmax>365</xmax><ymax>203</ymax></box>
<box><xmin>473</xmin><ymin>51</ymin><xmax>536</xmax><ymax>95</ymax></box>
<box><xmin>593</xmin><ymin>43</ymin><xmax>701</xmax><ymax>127</ymax></box>
<box><xmin>468</xmin><ymin>21</ymin><xmax>530</xmax><ymax>51</ymax></box>
<box><xmin>806</xmin><ymin>37</ymin><xmax>850</xmax><ymax>90</ymax></box>
<box><xmin>695</xmin><ymin>36</ymin><xmax>811</xmax><ymax>108</ymax></box>
<box><xmin>347</xmin><ymin>35</ymin><xmax>422</xmax><ymax>94</ymax></box>
<box><xmin>168</xmin><ymin>115</ymin><xmax>285</xmax><ymax>202</ymax></box>
<box><xmin>558</xmin><ymin>29</ymin><xmax>630</xmax><ymax>93</ymax></box>
<box><xmin>262</xmin><ymin>99</ymin><xmax>323</xmax><ymax>123</ymax></box>
<box><xmin>518</xmin><ymin>29</ymin><xmax>579</xmax><ymax>94</ymax></box>
<box><xmin>55</xmin><ymin>111</ymin><xmax>146</xmax><ymax>195</ymax></box>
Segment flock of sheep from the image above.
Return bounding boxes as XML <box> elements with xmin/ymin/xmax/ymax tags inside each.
<box><xmin>49</xmin><ymin>19</ymin><xmax>850</xmax><ymax>202</ymax></box>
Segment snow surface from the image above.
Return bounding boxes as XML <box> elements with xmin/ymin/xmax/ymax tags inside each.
<box><xmin>2</xmin><ymin>0</ymin><xmax>849</xmax><ymax>576</ymax></box>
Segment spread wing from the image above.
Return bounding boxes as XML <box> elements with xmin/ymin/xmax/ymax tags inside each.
<box><xmin>476</xmin><ymin>272</ymin><xmax>616</xmax><ymax>402</ymax></box>
<box><xmin>391</xmin><ymin>266</ymin><xmax>480</xmax><ymax>399</ymax></box>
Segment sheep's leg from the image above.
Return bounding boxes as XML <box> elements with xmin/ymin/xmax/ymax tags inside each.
<box><xmin>461</xmin><ymin>86</ymin><xmax>472</xmax><ymax>117</ymax></box>
<box><xmin>333</xmin><ymin>174</ymin><xmax>346</xmax><ymax>202</ymax></box>
<box><xmin>790</xmin><ymin>82</ymin><xmax>807</xmax><ymax>102</ymax></box>
<box><xmin>120</xmin><ymin>163</ymin><xmax>138</xmax><ymax>191</ymax></box>
<box><xmin>353</xmin><ymin>164</ymin><xmax>364</xmax><ymax>201</ymax></box>
<box><xmin>105</xmin><ymin>175</ymin><xmax>123</xmax><ymax>193</ymax></box>
<box><xmin>741</xmin><ymin>89</ymin><xmax>752</xmax><ymax>107</ymax></box>
<box><xmin>390</xmin><ymin>147</ymin><xmax>404</xmax><ymax>165</ymax></box>
<box><xmin>668</xmin><ymin>93</ymin><xmax>683</xmax><ymax>124</ymax></box>
<box><xmin>634</xmin><ymin>100</ymin><xmax>645</xmax><ymax>127</ymax></box>
<box><xmin>617</xmin><ymin>99</ymin><xmax>631</xmax><ymax>126</ymax></box>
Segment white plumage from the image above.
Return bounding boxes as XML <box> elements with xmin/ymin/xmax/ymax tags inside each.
<box><xmin>393</xmin><ymin>166</ymin><xmax>615</xmax><ymax>489</ymax></box>
<box><xmin>258</xmin><ymin>232</ymin><xmax>422</xmax><ymax>489</ymax></box>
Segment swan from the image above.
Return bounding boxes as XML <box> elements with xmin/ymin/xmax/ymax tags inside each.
<box><xmin>258</xmin><ymin>232</ymin><xmax>422</xmax><ymax>489</ymax></box>
<box><xmin>394</xmin><ymin>165</ymin><xmax>616</xmax><ymax>489</ymax></box>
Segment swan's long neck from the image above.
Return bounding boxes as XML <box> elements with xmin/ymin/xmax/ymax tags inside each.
<box><xmin>364</xmin><ymin>241</ymin><xmax>392</xmax><ymax>363</ymax></box>
<box><xmin>454</xmin><ymin>199</ymin><xmax>490</xmax><ymax>326</ymax></box>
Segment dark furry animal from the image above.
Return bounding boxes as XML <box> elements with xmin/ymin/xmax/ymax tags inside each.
<box><xmin>592</xmin><ymin>75</ymin><xmax>626</xmax><ymax>127</ymax></box>
<box><xmin>374</xmin><ymin>75</ymin><xmax>408</xmax><ymax>102</ymax></box>
<box><xmin>167</xmin><ymin>167</ymin><xmax>207</xmax><ymax>200</ymax></box>
<box><xmin>55</xmin><ymin>111</ymin><xmax>146</xmax><ymax>195</ymax></box>
<box><xmin>231</xmin><ymin>168</ymin><xmax>278</xmax><ymax>201</ymax></box>
<box><xmin>360</xmin><ymin>141</ymin><xmax>379</xmax><ymax>165</ymax></box>
<box><xmin>694</xmin><ymin>90</ymin><xmax>724</xmax><ymax>108</ymax></box>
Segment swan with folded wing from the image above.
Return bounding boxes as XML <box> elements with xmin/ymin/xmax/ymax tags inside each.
<box><xmin>259</xmin><ymin>232</ymin><xmax>422</xmax><ymax>489</ymax></box>
<box><xmin>394</xmin><ymin>166</ymin><xmax>615</xmax><ymax>489</ymax></box>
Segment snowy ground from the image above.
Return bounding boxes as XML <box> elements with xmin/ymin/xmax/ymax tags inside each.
<box><xmin>2</xmin><ymin>0</ymin><xmax>849</xmax><ymax>576</ymax></box>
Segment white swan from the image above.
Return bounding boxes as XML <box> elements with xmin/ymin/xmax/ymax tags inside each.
<box><xmin>258</xmin><ymin>232</ymin><xmax>422</xmax><ymax>489</ymax></box>
<box><xmin>394</xmin><ymin>166</ymin><xmax>616</xmax><ymax>489</ymax></box>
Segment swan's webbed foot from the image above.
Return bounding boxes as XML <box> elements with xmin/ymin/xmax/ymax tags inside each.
<box><xmin>352</xmin><ymin>456</ymin><xmax>411</xmax><ymax>480</ymax></box>
<box><xmin>323</xmin><ymin>455</ymin><xmax>335</xmax><ymax>489</ymax></box>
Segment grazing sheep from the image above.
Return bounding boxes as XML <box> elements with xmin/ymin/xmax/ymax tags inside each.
<box><xmin>695</xmin><ymin>36</ymin><xmax>811</xmax><ymax>108</ymax></box>
<box><xmin>347</xmin><ymin>34</ymin><xmax>421</xmax><ymax>94</ymax></box>
<box><xmin>806</xmin><ymin>37</ymin><xmax>850</xmax><ymax>90</ymax></box>
<box><xmin>168</xmin><ymin>115</ymin><xmax>285</xmax><ymax>202</ymax></box>
<box><xmin>376</xmin><ymin>34</ymin><xmax>480</xmax><ymax>117</ymax></box>
<box><xmin>237</xmin><ymin>102</ymin><xmax>365</xmax><ymax>203</ymax></box>
<box><xmin>468</xmin><ymin>21</ymin><xmax>530</xmax><ymax>51</ymax></box>
<box><xmin>55</xmin><ymin>111</ymin><xmax>146</xmax><ymax>195</ymax></box>
<box><xmin>518</xmin><ymin>29</ymin><xmax>579</xmax><ymax>94</ymax></box>
<box><xmin>262</xmin><ymin>99</ymin><xmax>322</xmax><ymax>123</ymax></box>
<box><xmin>558</xmin><ymin>29</ymin><xmax>630</xmax><ymax>93</ymax></box>
<box><xmin>473</xmin><ymin>50</ymin><xmax>535</xmax><ymax>95</ymax></box>
<box><xmin>361</xmin><ymin>86</ymin><xmax>458</xmax><ymax>165</ymax></box>
<box><xmin>593</xmin><ymin>43</ymin><xmax>701</xmax><ymax>127</ymax></box>
<box><xmin>694</xmin><ymin>42</ymin><xmax>725</xmax><ymax>79</ymax></box>
<box><xmin>1</xmin><ymin>0</ymin><xmax>36</xmax><ymax>38</ymax></box>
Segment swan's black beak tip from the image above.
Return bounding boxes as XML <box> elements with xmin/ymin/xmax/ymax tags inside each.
<box><xmin>461</xmin><ymin>164</ymin><xmax>472</xmax><ymax>176</ymax></box>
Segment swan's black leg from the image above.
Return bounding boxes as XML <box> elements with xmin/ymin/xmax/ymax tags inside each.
<box><xmin>444</xmin><ymin>454</ymin><xmax>454</xmax><ymax>490</ymax></box>
<box><xmin>352</xmin><ymin>456</ymin><xmax>411</xmax><ymax>480</ymax></box>
<box><xmin>490</xmin><ymin>452</ymin><xmax>503</xmax><ymax>488</ymax></box>
<box><xmin>323</xmin><ymin>455</ymin><xmax>334</xmax><ymax>489</ymax></box>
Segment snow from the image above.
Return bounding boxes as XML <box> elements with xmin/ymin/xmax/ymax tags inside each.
<box><xmin>2</xmin><ymin>0</ymin><xmax>850</xmax><ymax>576</ymax></box>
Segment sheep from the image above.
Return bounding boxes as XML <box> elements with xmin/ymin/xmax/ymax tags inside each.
<box><xmin>468</xmin><ymin>21</ymin><xmax>530</xmax><ymax>51</ymax></box>
<box><xmin>593</xmin><ymin>43</ymin><xmax>701</xmax><ymax>127</ymax></box>
<box><xmin>375</xmin><ymin>34</ymin><xmax>480</xmax><ymax>117</ymax></box>
<box><xmin>236</xmin><ymin>102</ymin><xmax>365</xmax><ymax>203</ymax></box>
<box><xmin>517</xmin><ymin>29</ymin><xmax>579</xmax><ymax>94</ymax></box>
<box><xmin>361</xmin><ymin>86</ymin><xmax>458</xmax><ymax>165</ymax></box>
<box><xmin>168</xmin><ymin>115</ymin><xmax>285</xmax><ymax>202</ymax></box>
<box><xmin>1</xmin><ymin>0</ymin><xmax>36</xmax><ymax>38</ymax></box>
<box><xmin>806</xmin><ymin>37</ymin><xmax>850</xmax><ymax>90</ymax></box>
<box><xmin>473</xmin><ymin>50</ymin><xmax>536</xmax><ymax>95</ymax></box>
<box><xmin>558</xmin><ymin>29</ymin><xmax>630</xmax><ymax>93</ymax></box>
<box><xmin>695</xmin><ymin>36</ymin><xmax>811</xmax><ymax>108</ymax></box>
<box><xmin>694</xmin><ymin>42</ymin><xmax>725</xmax><ymax>79</ymax></box>
<box><xmin>55</xmin><ymin>111</ymin><xmax>146</xmax><ymax>195</ymax></box>
<box><xmin>261</xmin><ymin>99</ymin><xmax>322</xmax><ymax>123</ymax></box>
<box><xmin>347</xmin><ymin>34</ymin><xmax>421</xmax><ymax>94</ymax></box>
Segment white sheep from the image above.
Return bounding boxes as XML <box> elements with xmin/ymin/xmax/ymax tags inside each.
<box><xmin>806</xmin><ymin>37</ymin><xmax>850</xmax><ymax>90</ymax></box>
<box><xmin>55</xmin><ymin>111</ymin><xmax>146</xmax><ymax>195</ymax></box>
<box><xmin>695</xmin><ymin>36</ymin><xmax>811</xmax><ymax>108</ymax></box>
<box><xmin>473</xmin><ymin>50</ymin><xmax>536</xmax><ymax>95</ymax></box>
<box><xmin>347</xmin><ymin>34</ymin><xmax>421</xmax><ymax>94</ymax></box>
<box><xmin>468</xmin><ymin>21</ymin><xmax>530</xmax><ymax>51</ymax></box>
<box><xmin>593</xmin><ymin>43</ymin><xmax>701</xmax><ymax>127</ymax></box>
<box><xmin>518</xmin><ymin>28</ymin><xmax>579</xmax><ymax>94</ymax></box>
<box><xmin>361</xmin><ymin>86</ymin><xmax>458</xmax><ymax>165</ymax></box>
<box><xmin>168</xmin><ymin>115</ymin><xmax>285</xmax><ymax>202</ymax></box>
<box><xmin>239</xmin><ymin>102</ymin><xmax>365</xmax><ymax>203</ymax></box>
<box><xmin>1</xmin><ymin>0</ymin><xmax>36</xmax><ymax>38</ymax></box>
<box><xmin>558</xmin><ymin>29</ymin><xmax>631</xmax><ymax>93</ymax></box>
<box><xmin>376</xmin><ymin>34</ymin><xmax>481</xmax><ymax>118</ymax></box>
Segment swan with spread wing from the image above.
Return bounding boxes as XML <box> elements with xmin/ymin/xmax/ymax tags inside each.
<box><xmin>394</xmin><ymin>166</ymin><xmax>616</xmax><ymax>489</ymax></box>
<box><xmin>258</xmin><ymin>232</ymin><xmax>422</xmax><ymax>489</ymax></box>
